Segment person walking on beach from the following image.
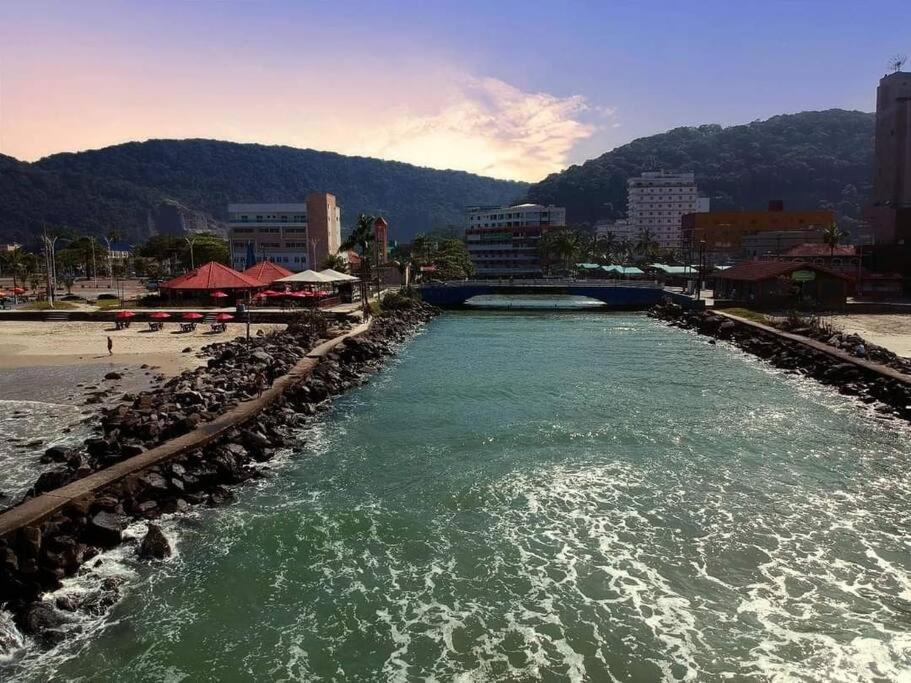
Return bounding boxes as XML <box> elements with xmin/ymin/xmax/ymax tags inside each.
<box><xmin>107</xmin><ymin>336</ymin><xmax>113</xmax><ymax>356</ymax></box>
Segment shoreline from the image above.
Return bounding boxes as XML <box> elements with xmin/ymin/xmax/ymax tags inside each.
<box><xmin>0</xmin><ymin>321</ymin><xmax>287</xmax><ymax>376</ymax></box>
<box><xmin>0</xmin><ymin>304</ymin><xmax>439</xmax><ymax>650</ymax></box>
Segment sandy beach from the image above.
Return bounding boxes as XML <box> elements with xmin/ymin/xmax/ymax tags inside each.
<box><xmin>0</xmin><ymin>320</ymin><xmax>286</xmax><ymax>376</ymax></box>
<box><xmin>827</xmin><ymin>314</ymin><xmax>911</xmax><ymax>358</ymax></box>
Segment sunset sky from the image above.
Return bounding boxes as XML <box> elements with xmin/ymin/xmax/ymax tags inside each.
<box><xmin>0</xmin><ymin>0</ymin><xmax>908</xmax><ymax>181</ymax></box>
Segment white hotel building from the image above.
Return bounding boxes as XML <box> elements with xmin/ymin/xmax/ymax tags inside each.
<box><xmin>227</xmin><ymin>193</ymin><xmax>341</xmax><ymax>272</ymax></box>
<box><xmin>465</xmin><ymin>203</ymin><xmax>566</xmax><ymax>277</ymax></box>
<box><xmin>627</xmin><ymin>172</ymin><xmax>708</xmax><ymax>248</ymax></box>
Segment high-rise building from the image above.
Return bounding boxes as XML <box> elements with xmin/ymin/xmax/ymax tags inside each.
<box><xmin>465</xmin><ymin>203</ymin><xmax>566</xmax><ymax>278</ymax></box>
<box><xmin>867</xmin><ymin>70</ymin><xmax>911</xmax><ymax>245</ymax></box>
<box><xmin>627</xmin><ymin>172</ymin><xmax>705</xmax><ymax>248</ymax></box>
<box><xmin>227</xmin><ymin>193</ymin><xmax>341</xmax><ymax>272</ymax></box>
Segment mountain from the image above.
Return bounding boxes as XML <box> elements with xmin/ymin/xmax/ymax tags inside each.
<box><xmin>525</xmin><ymin>109</ymin><xmax>874</xmax><ymax>234</ymax></box>
<box><xmin>0</xmin><ymin>139</ymin><xmax>528</xmax><ymax>246</ymax></box>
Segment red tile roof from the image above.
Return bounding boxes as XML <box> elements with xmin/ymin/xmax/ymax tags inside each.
<box><xmin>161</xmin><ymin>262</ymin><xmax>264</xmax><ymax>290</ymax></box>
<box><xmin>783</xmin><ymin>243</ymin><xmax>856</xmax><ymax>257</ymax></box>
<box><xmin>716</xmin><ymin>261</ymin><xmax>850</xmax><ymax>282</ymax></box>
<box><xmin>242</xmin><ymin>260</ymin><xmax>293</xmax><ymax>284</ymax></box>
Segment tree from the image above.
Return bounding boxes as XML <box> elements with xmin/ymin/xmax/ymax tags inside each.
<box><xmin>322</xmin><ymin>253</ymin><xmax>349</xmax><ymax>273</ymax></box>
<box><xmin>187</xmin><ymin>232</ymin><xmax>228</xmax><ymax>266</ymax></box>
<box><xmin>340</xmin><ymin>213</ymin><xmax>376</xmax><ymax>292</ymax></box>
<box><xmin>634</xmin><ymin>229</ymin><xmax>660</xmax><ymax>262</ymax></box>
<box><xmin>822</xmin><ymin>222</ymin><xmax>847</xmax><ymax>257</ymax></box>
<box><xmin>2</xmin><ymin>248</ymin><xmax>27</xmax><ymax>288</ymax></box>
<box><xmin>540</xmin><ymin>229</ymin><xmax>582</xmax><ymax>273</ymax></box>
<box><xmin>588</xmin><ymin>232</ymin><xmax>617</xmax><ymax>264</ymax></box>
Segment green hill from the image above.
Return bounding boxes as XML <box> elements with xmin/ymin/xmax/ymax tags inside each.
<box><xmin>0</xmin><ymin>139</ymin><xmax>528</xmax><ymax>246</ymax></box>
<box><xmin>525</xmin><ymin>109</ymin><xmax>874</xmax><ymax>233</ymax></box>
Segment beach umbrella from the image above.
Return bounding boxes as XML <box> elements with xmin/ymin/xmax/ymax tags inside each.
<box><xmin>182</xmin><ymin>312</ymin><xmax>204</xmax><ymax>320</ymax></box>
<box><xmin>210</xmin><ymin>290</ymin><xmax>228</xmax><ymax>299</ymax></box>
<box><xmin>214</xmin><ymin>313</ymin><xmax>234</xmax><ymax>321</ymax></box>
<box><xmin>149</xmin><ymin>311</ymin><xmax>171</xmax><ymax>319</ymax></box>
<box><xmin>11</xmin><ymin>287</ymin><xmax>26</xmax><ymax>294</ymax></box>
<box><xmin>115</xmin><ymin>311</ymin><xmax>136</xmax><ymax>319</ymax></box>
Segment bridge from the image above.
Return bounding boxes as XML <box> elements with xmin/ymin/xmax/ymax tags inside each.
<box><xmin>419</xmin><ymin>279</ymin><xmax>666</xmax><ymax>309</ymax></box>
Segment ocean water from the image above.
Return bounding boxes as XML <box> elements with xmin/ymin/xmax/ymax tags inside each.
<box><xmin>0</xmin><ymin>365</ymin><xmax>100</xmax><ymax>503</ymax></box>
<box><xmin>3</xmin><ymin>311</ymin><xmax>911</xmax><ymax>681</ymax></box>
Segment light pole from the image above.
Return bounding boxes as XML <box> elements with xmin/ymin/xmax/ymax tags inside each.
<box><xmin>696</xmin><ymin>240</ymin><xmax>706</xmax><ymax>301</ymax></box>
<box><xmin>90</xmin><ymin>236</ymin><xmax>98</xmax><ymax>287</ymax></box>
<box><xmin>102</xmin><ymin>236</ymin><xmax>114</xmax><ymax>288</ymax></box>
<box><xmin>185</xmin><ymin>235</ymin><xmax>197</xmax><ymax>270</ymax></box>
<box><xmin>41</xmin><ymin>228</ymin><xmax>60</xmax><ymax>306</ymax></box>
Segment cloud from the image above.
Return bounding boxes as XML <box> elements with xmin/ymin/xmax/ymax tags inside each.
<box><xmin>357</xmin><ymin>76</ymin><xmax>601</xmax><ymax>181</ymax></box>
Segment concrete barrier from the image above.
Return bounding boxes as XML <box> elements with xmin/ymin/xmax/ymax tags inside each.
<box><xmin>0</xmin><ymin>321</ymin><xmax>371</xmax><ymax>539</ymax></box>
<box><xmin>716</xmin><ymin>311</ymin><xmax>911</xmax><ymax>387</ymax></box>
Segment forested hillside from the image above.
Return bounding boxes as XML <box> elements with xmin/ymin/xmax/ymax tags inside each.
<box><xmin>0</xmin><ymin>140</ymin><xmax>527</xmax><ymax>246</ymax></box>
<box><xmin>526</xmin><ymin>109</ymin><xmax>874</xmax><ymax>233</ymax></box>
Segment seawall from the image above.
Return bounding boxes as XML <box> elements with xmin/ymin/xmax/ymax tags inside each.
<box><xmin>650</xmin><ymin>301</ymin><xmax>911</xmax><ymax>423</ymax></box>
<box><xmin>0</xmin><ymin>304</ymin><xmax>439</xmax><ymax>641</ymax></box>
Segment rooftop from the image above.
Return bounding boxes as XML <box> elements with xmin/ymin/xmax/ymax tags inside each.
<box><xmin>716</xmin><ymin>261</ymin><xmax>850</xmax><ymax>282</ymax></box>
<box><xmin>783</xmin><ymin>243</ymin><xmax>857</xmax><ymax>257</ymax></box>
<box><xmin>228</xmin><ymin>203</ymin><xmax>307</xmax><ymax>213</ymax></box>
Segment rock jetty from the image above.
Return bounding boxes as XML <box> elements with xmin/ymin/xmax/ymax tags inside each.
<box><xmin>0</xmin><ymin>302</ymin><xmax>438</xmax><ymax>643</ymax></box>
<box><xmin>649</xmin><ymin>300</ymin><xmax>911</xmax><ymax>423</ymax></box>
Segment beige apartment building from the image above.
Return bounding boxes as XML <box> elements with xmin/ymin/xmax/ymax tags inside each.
<box><xmin>227</xmin><ymin>193</ymin><xmax>341</xmax><ymax>272</ymax></box>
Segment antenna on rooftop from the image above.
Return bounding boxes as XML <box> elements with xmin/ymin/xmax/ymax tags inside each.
<box><xmin>889</xmin><ymin>54</ymin><xmax>907</xmax><ymax>73</ymax></box>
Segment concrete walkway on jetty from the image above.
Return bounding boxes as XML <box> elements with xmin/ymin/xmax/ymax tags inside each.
<box><xmin>717</xmin><ymin>311</ymin><xmax>911</xmax><ymax>387</ymax></box>
<box><xmin>0</xmin><ymin>320</ymin><xmax>371</xmax><ymax>539</ymax></box>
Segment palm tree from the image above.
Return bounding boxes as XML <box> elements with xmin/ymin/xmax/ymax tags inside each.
<box><xmin>589</xmin><ymin>232</ymin><xmax>617</xmax><ymax>264</ymax></box>
<box><xmin>822</xmin><ymin>222</ymin><xmax>847</xmax><ymax>257</ymax></box>
<box><xmin>634</xmin><ymin>229</ymin><xmax>660</xmax><ymax>262</ymax></box>
<box><xmin>4</xmin><ymin>248</ymin><xmax>25</xmax><ymax>289</ymax></box>
<box><xmin>541</xmin><ymin>229</ymin><xmax>582</xmax><ymax>273</ymax></box>
<box><xmin>340</xmin><ymin>213</ymin><xmax>376</xmax><ymax>291</ymax></box>
<box><xmin>322</xmin><ymin>253</ymin><xmax>348</xmax><ymax>273</ymax></box>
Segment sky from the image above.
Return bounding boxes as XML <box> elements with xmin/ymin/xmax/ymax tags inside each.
<box><xmin>0</xmin><ymin>0</ymin><xmax>908</xmax><ymax>182</ymax></box>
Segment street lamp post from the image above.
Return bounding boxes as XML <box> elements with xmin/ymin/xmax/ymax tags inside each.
<box><xmin>102</xmin><ymin>236</ymin><xmax>114</xmax><ymax>288</ymax></box>
<box><xmin>185</xmin><ymin>235</ymin><xmax>197</xmax><ymax>270</ymax></box>
<box><xmin>90</xmin><ymin>236</ymin><xmax>98</xmax><ymax>287</ymax></box>
<box><xmin>696</xmin><ymin>240</ymin><xmax>706</xmax><ymax>301</ymax></box>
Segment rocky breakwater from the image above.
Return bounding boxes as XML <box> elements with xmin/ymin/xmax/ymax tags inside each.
<box><xmin>18</xmin><ymin>313</ymin><xmax>346</xmax><ymax>503</ymax></box>
<box><xmin>649</xmin><ymin>301</ymin><xmax>911</xmax><ymax>423</ymax></box>
<box><xmin>0</xmin><ymin>302</ymin><xmax>438</xmax><ymax>648</ymax></box>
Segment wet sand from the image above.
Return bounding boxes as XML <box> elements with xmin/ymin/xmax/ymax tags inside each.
<box><xmin>827</xmin><ymin>314</ymin><xmax>911</xmax><ymax>358</ymax></box>
<box><xmin>0</xmin><ymin>321</ymin><xmax>286</xmax><ymax>376</ymax></box>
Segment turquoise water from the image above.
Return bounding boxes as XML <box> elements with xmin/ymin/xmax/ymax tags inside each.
<box><xmin>6</xmin><ymin>311</ymin><xmax>911</xmax><ymax>681</ymax></box>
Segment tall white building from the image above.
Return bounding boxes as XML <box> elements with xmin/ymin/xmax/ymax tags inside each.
<box><xmin>227</xmin><ymin>193</ymin><xmax>341</xmax><ymax>272</ymax></box>
<box><xmin>627</xmin><ymin>172</ymin><xmax>704</xmax><ymax>248</ymax></box>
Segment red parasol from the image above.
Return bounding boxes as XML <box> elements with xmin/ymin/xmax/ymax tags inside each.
<box><xmin>149</xmin><ymin>311</ymin><xmax>171</xmax><ymax>319</ymax></box>
<box><xmin>11</xmin><ymin>287</ymin><xmax>26</xmax><ymax>294</ymax></box>
<box><xmin>181</xmin><ymin>312</ymin><xmax>204</xmax><ymax>320</ymax></box>
<box><xmin>214</xmin><ymin>313</ymin><xmax>234</xmax><ymax>321</ymax></box>
<box><xmin>115</xmin><ymin>311</ymin><xmax>136</xmax><ymax>319</ymax></box>
<box><xmin>210</xmin><ymin>290</ymin><xmax>228</xmax><ymax>299</ymax></box>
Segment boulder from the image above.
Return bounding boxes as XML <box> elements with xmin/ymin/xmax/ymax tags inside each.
<box><xmin>33</xmin><ymin>468</ymin><xmax>71</xmax><ymax>495</ymax></box>
<box><xmin>41</xmin><ymin>445</ymin><xmax>72</xmax><ymax>464</ymax></box>
<box><xmin>19</xmin><ymin>601</ymin><xmax>68</xmax><ymax>643</ymax></box>
<box><xmin>138</xmin><ymin>524</ymin><xmax>171</xmax><ymax>560</ymax></box>
<box><xmin>88</xmin><ymin>511</ymin><xmax>123</xmax><ymax>547</ymax></box>
<box><xmin>103</xmin><ymin>371</ymin><xmax>123</xmax><ymax>381</ymax></box>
